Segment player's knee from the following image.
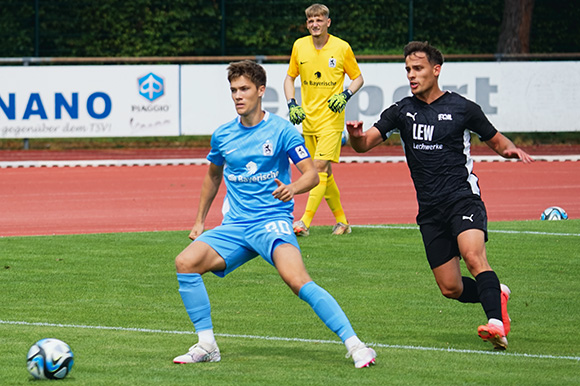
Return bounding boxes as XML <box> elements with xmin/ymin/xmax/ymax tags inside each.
<box><xmin>175</xmin><ymin>250</ymin><xmax>205</xmax><ymax>274</ymax></box>
<box><xmin>439</xmin><ymin>285</ymin><xmax>462</xmax><ymax>299</ymax></box>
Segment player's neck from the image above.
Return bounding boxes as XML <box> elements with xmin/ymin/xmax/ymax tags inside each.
<box><xmin>416</xmin><ymin>87</ymin><xmax>445</xmax><ymax>104</ymax></box>
<box><xmin>311</xmin><ymin>33</ymin><xmax>329</xmax><ymax>50</ymax></box>
<box><xmin>240</xmin><ymin>108</ymin><xmax>265</xmax><ymax>127</ymax></box>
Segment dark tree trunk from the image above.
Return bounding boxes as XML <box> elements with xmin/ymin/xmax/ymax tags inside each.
<box><xmin>497</xmin><ymin>0</ymin><xmax>535</xmax><ymax>54</ymax></box>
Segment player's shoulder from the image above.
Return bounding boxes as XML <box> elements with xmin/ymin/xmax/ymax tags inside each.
<box><xmin>389</xmin><ymin>96</ymin><xmax>415</xmax><ymax>113</ymax></box>
<box><xmin>328</xmin><ymin>34</ymin><xmax>353</xmax><ymax>50</ymax></box>
<box><xmin>294</xmin><ymin>35</ymin><xmax>313</xmax><ymax>47</ymax></box>
<box><xmin>212</xmin><ymin>117</ymin><xmax>239</xmax><ymax>140</ymax></box>
<box><xmin>442</xmin><ymin>91</ymin><xmax>481</xmax><ymax>112</ymax></box>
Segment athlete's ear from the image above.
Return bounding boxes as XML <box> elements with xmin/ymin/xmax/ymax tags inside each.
<box><xmin>433</xmin><ymin>64</ymin><xmax>442</xmax><ymax>77</ymax></box>
<box><xmin>258</xmin><ymin>84</ymin><xmax>266</xmax><ymax>98</ymax></box>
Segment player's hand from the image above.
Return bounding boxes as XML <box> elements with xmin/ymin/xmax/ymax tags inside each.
<box><xmin>188</xmin><ymin>223</ymin><xmax>204</xmax><ymax>240</ymax></box>
<box><xmin>346</xmin><ymin>120</ymin><xmax>364</xmax><ymax>138</ymax></box>
<box><xmin>272</xmin><ymin>179</ymin><xmax>295</xmax><ymax>202</ymax></box>
<box><xmin>287</xmin><ymin>98</ymin><xmax>305</xmax><ymax>125</ymax></box>
<box><xmin>328</xmin><ymin>89</ymin><xmax>353</xmax><ymax>113</ymax></box>
<box><xmin>504</xmin><ymin>148</ymin><xmax>535</xmax><ymax>164</ymax></box>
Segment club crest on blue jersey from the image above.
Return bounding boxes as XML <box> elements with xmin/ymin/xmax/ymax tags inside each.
<box><xmin>263</xmin><ymin>140</ymin><xmax>273</xmax><ymax>156</ymax></box>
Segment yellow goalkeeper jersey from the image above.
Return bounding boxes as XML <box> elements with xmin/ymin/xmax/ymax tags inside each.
<box><xmin>287</xmin><ymin>34</ymin><xmax>361</xmax><ymax>134</ymax></box>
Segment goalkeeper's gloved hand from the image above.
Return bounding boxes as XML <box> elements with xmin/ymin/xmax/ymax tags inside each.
<box><xmin>327</xmin><ymin>89</ymin><xmax>354</xmax><ymax>113</ymax></box>
<box><xmin>287</xmin><ymin>98</ymin><xmax>306</xmax><ymax>125</ymax></box>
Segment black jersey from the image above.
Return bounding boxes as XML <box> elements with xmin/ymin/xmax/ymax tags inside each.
<box><xmin>374</xmin><ymin>91</ymin><xmax>498</xmax><ymax>210</ymax></box>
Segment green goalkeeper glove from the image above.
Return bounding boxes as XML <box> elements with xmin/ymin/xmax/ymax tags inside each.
<box><xmin>327</xmin><ymin>89</ymin><xmax>353</xmax><ymax>113</ymax></box>
<box><xmin>287</xmin><ymin>98</ymin><xmax>306</xmax><ymax>125</ymax></box>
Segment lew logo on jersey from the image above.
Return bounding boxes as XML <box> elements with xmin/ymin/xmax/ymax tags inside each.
<box><xmin>413</xmin><ymin>123</ymin><xmax>434</xmax><ymax>141</ymax></box>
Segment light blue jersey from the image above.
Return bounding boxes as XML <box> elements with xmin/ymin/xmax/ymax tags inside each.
<box><xmin>207</xmin><ymin>111</ymin><xmax>309</xmax><ymax>225</ymax></box>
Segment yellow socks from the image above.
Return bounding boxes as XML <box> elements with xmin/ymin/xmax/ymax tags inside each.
<box><xmin>325</xmin><ymin>174</ymin><xmax>348</xmax><ymax>224</ymax></box>
<box><xmin>301</xmin><ymin>172</ymin><xmax>327</xmax><ymax>228</ymax></box>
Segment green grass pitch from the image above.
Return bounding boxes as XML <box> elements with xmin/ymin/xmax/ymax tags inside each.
<box><xmin>1</xmin><ymin>220</ymin><xmax>579</xmax><ymax>385</ymax></box>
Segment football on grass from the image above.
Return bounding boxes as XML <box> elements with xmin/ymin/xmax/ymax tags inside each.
<box><xmin>27</xmin><ymin>338</ymin><xmax>74</xmax><ymax>380</ymax></box>
<box><xmin>541</xmin><ymin>206</ymin><xmax>568</xmax><ymax>221</ymax></box>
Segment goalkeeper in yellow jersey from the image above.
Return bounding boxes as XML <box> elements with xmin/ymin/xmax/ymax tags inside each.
<box><xmin>284</xmin><ymin>3</ymin><xmax>364</xmax><ymax>236</ymax></box>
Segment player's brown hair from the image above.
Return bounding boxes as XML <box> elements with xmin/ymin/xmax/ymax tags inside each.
<box><xmin>227</xmin><ymin>60</ymin><xmax>267</xmax><ymax>88</ymax></box>
<box><xmin>404</xmin><ymin>41</ymin><xmax>444</xmax><ymax>66</ymax></box>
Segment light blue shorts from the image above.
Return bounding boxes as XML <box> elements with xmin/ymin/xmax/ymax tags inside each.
<box><xmin>194</xmin><ymin>217</ymin><xmax>300</xmax><ymax>277</ymax></box>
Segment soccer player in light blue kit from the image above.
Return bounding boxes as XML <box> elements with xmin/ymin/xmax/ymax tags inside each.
<box><xmin>173</xmin><ymin>60</ymin><xmax>376</xmax><ymax>368</ymax></box>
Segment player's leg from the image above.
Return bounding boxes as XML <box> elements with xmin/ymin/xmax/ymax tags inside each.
<box><xmin>294</xmin><ymin>134</ymin><xmax>324</xmax><ymax>235</ymax></box>
<box><xmin>420</xmin><ymin>219</ymin><xmax>478</xmax><ymax>302</ymax></box>
<box><xmin>174</xmin><ymin>225</ymin><xmax>257</xmax><ymax>363</ymax></box>
<box><xmin>458</xmin><ymin>229</ymin><xmax>508</xmax><ymax>349</ymax></box>
<box><xmin>321</xmin><ymin>131</ymin><xmax>350</xmax><ymax>234</ymax></box>
<box><xmin>325</xmin><ymin>165</ymin><xmax>350</xmax><ymax>234</ymax></box>
<box><xmin>174</xmin><ymin>240</ymin><xmax>225</xmax><ymax>363</ymax></box>
<box><xmin>271</xmin><ymin>243</ymin><xmax>376</xmax><ymax>368</ymax></box>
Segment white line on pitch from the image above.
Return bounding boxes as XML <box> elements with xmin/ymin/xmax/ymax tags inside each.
<box><xmin>353</xmin><ymin>224</ymin><xmax>580</xmax><ymax>237</ymax></box>
<box><xmin>2</xmin><ymin>319</ymin><xmax>579</xmax><ymax>362</ymax></box>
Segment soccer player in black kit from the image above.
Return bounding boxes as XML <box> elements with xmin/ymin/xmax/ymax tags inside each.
<box><xmin>346</xmin><ymin>41</ymin><xmax>534</xmax><ymax>350</ymax></box>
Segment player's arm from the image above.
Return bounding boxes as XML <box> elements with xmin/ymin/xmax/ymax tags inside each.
<box><xmin>273</xmin><ymin>157</ymin><xmax>319</xmax><ymax>202</ymax></box>
<box><xmin>347</xmin><ymin>74</ymin><xmax>364</xmax><ymax>95</ymax></box>
<box><xmin>346</xmin><ymin>121</ymin><xmax>384</xmax><ymax>153</ymax></box>
<box><xmin>284</xmin><ymin>74</ymin><xmax>306</xmax><ymax>125</ymax></box>
<box><xmin>484</xmin><ymin>132</ymin><xmax>534</xmax><ymax>163</ymax></box>
<box><xmin>189</xmin><ymin>163</ymin><xmax>224</xmax><ymax>240</ymax></box>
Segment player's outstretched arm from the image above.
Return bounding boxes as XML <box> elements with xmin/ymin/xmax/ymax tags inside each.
<box><xmin>189</xmin><ymin>163</ymin><xmax>224</xmax><ymax>240</ymax></box>
<box><xmin>272</xmin><ymin>158</ymin><xmax>319</xmax><ymax>202</ymax></box>
<box><xmin>346</xmin><ymin>121</ymin><xmax>384</xmax><ymax>153</ymax></box>
<box><xmin>485</xmin><ymin>132</ymin><xmax>534</xmax><ymax>164</ymax></box>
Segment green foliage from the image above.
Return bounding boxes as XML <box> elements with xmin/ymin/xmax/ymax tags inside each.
<box><xmin>1</xmin><ymin>221</ymin><xmax>579</xmax><ymax>384</ymax></box>
<box><xmin>0</xmin><ymin>0</ymin><xmax>578</xmax><ymax>58</ymax></box>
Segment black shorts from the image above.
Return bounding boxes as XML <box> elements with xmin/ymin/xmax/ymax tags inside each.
<box><xmin>417</xmin><ymin>196</ymin><xmax>488</xmax><ymax>270</ymax></box>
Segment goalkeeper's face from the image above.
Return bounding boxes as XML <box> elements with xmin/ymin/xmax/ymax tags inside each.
<box><xmin>306</xmin><ymin>14</ymin><xmax>330</xmax><ymax>38</ymax></box>
<box><xmin>230</xmin><ymin>75</ymin><xmax>265</xmax><ymax>117</ymax></box>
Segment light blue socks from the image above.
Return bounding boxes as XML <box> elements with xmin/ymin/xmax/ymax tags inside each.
<box><xmin>177</xmin><ymin>273</ymin><xmax>213</xmax><ymax>332</ymax></box>
<box><xmin>298</xmin><ymin>281</ymin><xmax>356</xmax><ymax>342</ymax></box>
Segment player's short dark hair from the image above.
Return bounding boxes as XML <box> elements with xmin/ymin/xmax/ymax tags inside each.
<box><xmin>404</xmin><ymin>41</ymin><xmax>444</xmax><ymax>66</ymax></box>
<box><xmin>227</xmin><ymin>60</ymin><xmax>267</xmax><ymax>88</ymax></box>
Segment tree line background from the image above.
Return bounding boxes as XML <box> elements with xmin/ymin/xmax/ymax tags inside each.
<box><xmin>0</xmin><ymin>0</ymin><xmax>578</xmax><ymax>59</ymax></box>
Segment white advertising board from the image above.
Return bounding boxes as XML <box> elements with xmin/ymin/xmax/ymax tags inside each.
<box><xmin>182</xmin><ymin>61</ymin><xmax>580</xmax><ymax>135</ymax></box>
<box><xmin>1</xmin><ymin>61</ymin><xmax>578</xmax><ymax>138</ymax></box>
<box><xmin>0</xmin><ymin>65</ymin><xmax>180</xmax><ymax>139</ymax></box>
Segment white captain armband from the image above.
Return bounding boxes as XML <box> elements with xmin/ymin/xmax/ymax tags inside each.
<box><xmin>287</xmin><ymin>144</ymin><xmax>310</xmax><ymax>164</ymax></box>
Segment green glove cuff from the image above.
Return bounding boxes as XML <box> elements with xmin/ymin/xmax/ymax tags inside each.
<box><xmin>287</xmin><ymin>98</ymin><xmax>299</xmax><ymax>109</ymax></box>
<box><xmin>341</xmin><ymin>89</ymin><xmax>354</xmax><ymax>101</ymax></box>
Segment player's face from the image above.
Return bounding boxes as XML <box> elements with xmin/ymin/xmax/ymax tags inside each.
<box><xmin>230</xmin><ymin>75</ymin><xmax>265</xmax><ymax>117</ymax></box>
<box><xmin>405</xmin><ymin>52</ymin><xmax>441</xmax><ymax>99</ymax></box>
<box><xmin>306</xmin><ymin>14</ymin><xmax>330</xmax><ymax>38</ymax></box>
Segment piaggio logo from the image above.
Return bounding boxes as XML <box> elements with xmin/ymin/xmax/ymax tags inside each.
<box><xmin>138</xmin><ymin>73</ymin><xmax>164</xmax><ymax>102</ymax></box>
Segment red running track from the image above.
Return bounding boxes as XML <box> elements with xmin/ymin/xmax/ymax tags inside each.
<box><xmin>0</xmin><ymin>161</ymin><xmax>578</xmax><ymax>237</ymax></box>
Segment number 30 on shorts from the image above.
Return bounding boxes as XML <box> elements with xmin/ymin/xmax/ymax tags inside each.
<box><xmin>265</xmin><ymin>221</ymin><xmax>292</xmax><ymax>235</ymax></box>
